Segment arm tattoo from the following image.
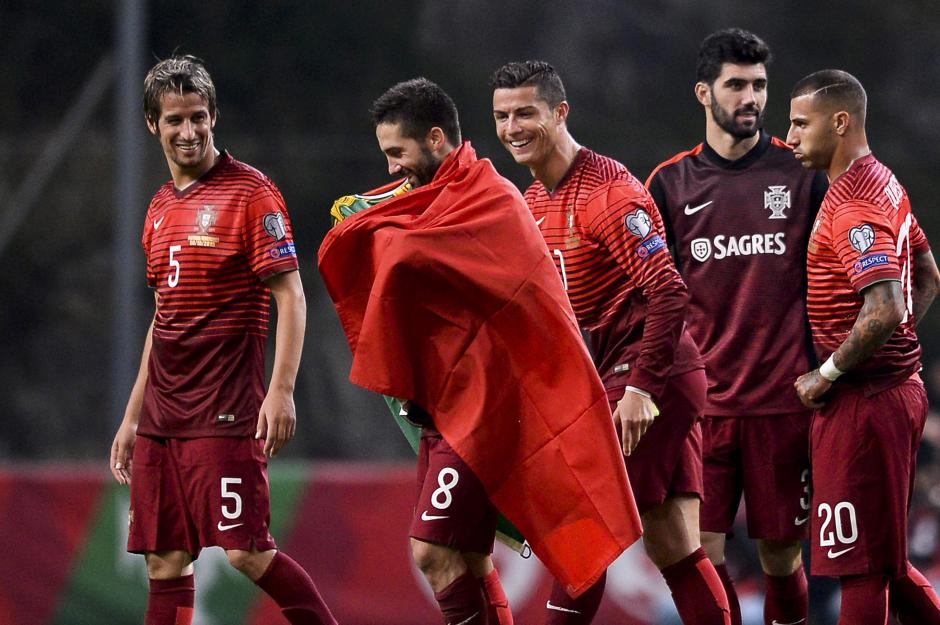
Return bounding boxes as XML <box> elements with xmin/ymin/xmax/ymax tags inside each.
<box><xmin>835</xmin><ymin>281</ymin><xmax>903</xmax><ymax>372</ymax></box>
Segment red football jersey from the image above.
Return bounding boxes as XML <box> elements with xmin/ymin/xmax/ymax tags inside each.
<box><xmin>524</xmin><ymin>148</ymin><xmax>702</xmax><ymax>399</ymax></box>
<box><xmin>807</xmin><ymin>154</ymin><xmax>929</xmax><ymax>393</ymax></box>
<box><xmin>139</xmin><ymin>152</ymin><xmax>299</xmax><ymax>437</ymax></box>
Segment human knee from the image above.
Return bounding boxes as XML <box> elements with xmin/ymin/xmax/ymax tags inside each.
<box><xmin>757</xmin><ymin>538</ymin><xmax>802</xmax><ymax>576</ymax></box>
<box><xmin>411</xmin><ymin>538</ymin><xmax>458</xmax><ymax>576</ymax></box>
<box><xmin>462</xmin><ymin>552</ymin><xmax>494</xmax><ymax>578</ymax></box>
<box><xmin>146</xmin><ymin>550</ymin><xmax>193</xmax><ymax>579</ymax></box>
<box><xmin>225</xmin><ymin>548</ymin><xmax>275</xmax><ymax>580</ymax></box>
<box><xmin>701</xmin><ymin>531</ymin><xmax>726</xmax><ymax>565</ymax></box>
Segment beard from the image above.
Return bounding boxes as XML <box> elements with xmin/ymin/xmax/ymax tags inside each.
<box><xmin>710</xmin><ymin>96</ymin><xmax>764</xmax><ymax>140</ymax></box>
<box><xmin>409</xmin><ymin>145</ymin><xmax>442</xmax><ymax>187</ymax></box>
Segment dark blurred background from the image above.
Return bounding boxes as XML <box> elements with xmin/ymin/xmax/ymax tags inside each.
<box><xmin>4</xmin><ymin>0</ymin><xmax>940</xmax><ymax>462</ymax></box>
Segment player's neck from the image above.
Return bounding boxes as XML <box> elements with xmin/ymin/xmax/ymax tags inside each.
<box><xmin>532</xmin><ymin>131</ymin><xmax>581</xmax><ymax>191</ymax></box>
<box><xmin>705</xmin><ymin>125</ymin><xmax>760</xmax><ymax>161</ymax></box>
<box><xmin>828</xmin><ymin>136</ymin><xmax>871</xmax><ymax>181</ymax></box>
<box><xmin>170</xmin><ymin>148</ymin><xmax>221</xmax><ymax>190</ymax></box>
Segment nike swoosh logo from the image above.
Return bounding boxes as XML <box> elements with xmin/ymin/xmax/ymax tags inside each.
<box><xmin>448</xmin><ymin>611</ymin><xmax>480</xmax><ymax>625</ymax></box>
<box><xmin>153</xmin><ymin>215</ymin><xmax>166</xmax><ymax>229</ymax></box>
<box><xmin>535</xmin><ymin>216</ymin><xmax>546</xmax><ymax>227</ymax></box>
<box><xmin>794</xmin><ymin>516</ymin><xmax>809</xmax><ymax>526</ymax></box>
<box><xmin>421</xmin><ymin>510</ymin><xmax>449</xmax><ymax>521</ymax></box>
<box><xmin>546</xmin><ymin>601</ymin><xmax>581</xmax><ymax>614</ymax></box>
<box><xmin>772</xmin><ymin>619</ymin><xmax>806</xmax><ymax>625</ymax></box>
<box><xmin>827</xmin><ymin>546</ymin><xmax>856</xmax><ymax>558</ymax></box>
<box><xmin>217</xmin><ymin>521</ymin><xmax>244</xmax><ymax>531</ymax></box>
<box><xmin>683</xmin><ymin>200</ymin><xmax>714</xmax><ymax>215</ymax></box>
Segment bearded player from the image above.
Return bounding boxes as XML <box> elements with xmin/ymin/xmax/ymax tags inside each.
<box><xmin>788</xmin><ymin>69</ymin><xmax>940</xmax><ymax>625</ymax></box>
<box><xmin>491</xmin><ymin>61</ymin><xmax>730</xmax><ymax>625</ymax></box>
<box><xmin>108</xmin><ymin>55</ymin><xmax>335</xmax><ymax>625</ymax></box>
<box><xmin>646</xmin><ymin>29</ymin><xmax>829</xmax><ymax>625</ymax></box>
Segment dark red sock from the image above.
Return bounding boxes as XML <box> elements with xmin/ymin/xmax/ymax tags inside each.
<box><xmin>544</xmin><ymin>571</ymin><xmax>606</xmax><ymax>625</ymax></box>
<box><xmin>839</xmin><ymin>574</ymin><xmax>888</xmax><ymax>625</ymax></box>
<box><xmin>480</xmin><ymin>568</ymin><xmax>513</xmax><ymax>625</ymax></box>
<box><xmin>890</xmin><ymin>562</ymin><xmax>940</xmax><ymax>624</ymax></box>
<box><xmin>255</xmin><ymin>552</ymin><xmax>337</xmax><ymax>625</ymax></box>
<box><xmin>146</xmin><ymin>574</ymin><xmax>194</xmax><ymax>625</ymax></box>
<box><xmin>714</xmin><ymin>564</ymin><xmax>742</xmax><ymax>625</ymax></box>
<box><xmin>435</xmin><ymin>570</ymin><xmax>487</xmax><ymax>625</ymax></box>
<box><xmin>764</xmin><ymin>566</ymin><xmax>808</xmax><ymax>625</ymax></box>
<box><xmin>660</xmin><ymin>548</ymin><xmax>730</xmax><ymax>625</ymax></box>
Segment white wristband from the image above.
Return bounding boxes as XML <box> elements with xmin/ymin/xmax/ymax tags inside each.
<box><xmin>819</xmin><ymin>354</ymin><xmax>844</xmax><ymax>382</ymax></box>
<box><xmin>624</xmin><ymin>385</ymin><xmax>651</xmax><ymax>399</ymax></box>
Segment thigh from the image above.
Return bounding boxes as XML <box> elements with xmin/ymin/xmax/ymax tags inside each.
<box><xmin>615</xmin><ymin>369</ymin><xmax>705</xmax><ymax>514</ymax></box>
<box><xmin>699</xmin><ymin>417</ymin><xmax>744</xmax><ymax>534</ymax></box>
<box><xmin>410</xmin><ymin>430</ymin><xmax>497</xmax><ymax>554</ymax></box>
<box><xmin>172</xmin><ymin>437</ymin><xmax>278</xmax><ymax>553</ymax></box>
<box><xmin>128</xmin><ymin>435</ymin><xmax>200</xmax><ymax>556</ymax></box>
<box><xmin>741</xmin><ymin>412</ymin><xmax>812</xmax><ymax>540</ymax></box>
<box><xmin>809</xmin><ymin>381</ymin><xmax>926</xmax><ymax>578</ymax></box>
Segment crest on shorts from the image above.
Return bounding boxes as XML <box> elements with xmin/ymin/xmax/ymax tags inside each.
<box><xmin>849</xmin><ymin>224</ymin><xmax>875</xmax><ymax>253</ymax></box>
<box><xmin>690</xmin><ymin>237</ymin><xmax>712</xmax><ymax>262</ymax></box>
<box><xmin>625</xmin><ymin>209</ymin><xmax>653</xmax><ymax>238</ymax></box>
<box><xmin>764</xmin><ymin>185</ymin><xmax>790</xmax><ymax>219</ymax></box>
<box><xmin>263</xmin><ymin>212</ymin><xmax>287</xmax><ymax>241</ymax></box>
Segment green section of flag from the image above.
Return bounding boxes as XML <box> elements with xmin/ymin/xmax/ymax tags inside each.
<box><xmin>50</xmin><ymin>466</ymin><xmax>308</xmax><ymax>625</ymax></box>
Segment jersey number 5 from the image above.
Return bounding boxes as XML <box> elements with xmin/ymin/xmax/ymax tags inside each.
<box><xmin>168</xmin><ymin>244</ymin><xmax>182</xmax><ymax>288</ymax></box>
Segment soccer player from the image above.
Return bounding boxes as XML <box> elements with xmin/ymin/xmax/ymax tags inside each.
<box><xmin>491</xmin><ymin>61</ymin><xmax>730</xmax><ymax>625</ymax></box>
<box><xmin>788</xmin><ymin>69</ymin><xmax>940</xmax><ymax>625</ymax></box>
<box><xmin>320</xmin><ymin>77</ymin><xmax>642</xmax><ymax>625</ymax></box>
<box><xmin>645</xmin><ymin>29</ymin><xmax>828</xmax><ymax>625</ymax></box>
<box><xmin>108</xmin><ymin>56</ymin><xmax>336</xmax><ymax>625</ymax></box>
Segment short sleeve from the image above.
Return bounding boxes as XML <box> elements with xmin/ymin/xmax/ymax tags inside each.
<box><xmin>830</xmin><ymin>201</ymin><xmax>900</xmax><ymax>292</ymax></box>
<box><xmin>244</xmin><ymin>181</ymin><xmax>299</xmax><ymax>281</ymax></box>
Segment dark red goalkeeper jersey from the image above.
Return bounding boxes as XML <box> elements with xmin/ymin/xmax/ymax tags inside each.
<box><xmin>524</xmin><ymin>148</ymin><xmax>702</xmax><ymax>401</ymax></box>
<box><xmin>647</xmin><ymin>132</ymin><xmax>829</xmax><ymax>416</ymax></box>
<box><xmin>807</xmin><ymin>154</ymin><xmax>929</xmax><ymax>394</ymax></box>
<box><xmin>139</xmin><ymin>151</ymin><xmax>299</xmax><ymax>437</ymax></box>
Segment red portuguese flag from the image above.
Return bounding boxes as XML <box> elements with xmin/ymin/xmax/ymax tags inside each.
<box><xmin>318</xmin><ymin>141</ymin><xmax>641</xmax><ymax>596</ymax></box>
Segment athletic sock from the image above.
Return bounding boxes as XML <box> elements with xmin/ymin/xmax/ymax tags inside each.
<box><xmin>544</xmin><ymin>570</ymin><xmax>606</xmax><ymax>625</ymax></box>
<box><xmin>764</xmin><ymin>566</ymin><xmax>808</xmax><ymax>625</ymax></box>
<box><xmin>714</xmin><ymin>563</ymin><xmax>741</xmax><ymax>625</ymax></box>
<box><xmin>145</xmin><ymin>574</ymin><xmax>194</xmax><ymax>625</ymax></box>
<box><xmin>890</xmin><ymin>562</ymin><xmax>940</xmax><ymax>624</ymax></box>
<box><xmin>839</xmin><ymin>574</ymin><xmax>889</xmax><ymax>625</ymax></box>
<box><xmin>254</xmin><ymin>551</ymin><xmax>337</xmax><ymax>625</ymax></box>
<box><xmin>480</xmin><ymin>568</ymin><xmax>513</xmax><ymax>625</ymax></box>
<box><xmin>434</xmin><ymin>570</ymin><xmax>488</xmax><ymax>625</ymax></box>
<box><xmin>660</xmin><ymin>548</ymin><xmax>731</xmax><ymax>625</ymax></box>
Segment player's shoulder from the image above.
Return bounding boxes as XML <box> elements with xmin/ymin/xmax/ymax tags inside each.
<box><xmin>645</xmin><ymin>144</ymin><xmax>705</xmax><ymax>185</ymax></box>
<box><xmin>828</xmin><ymin>155</ymin><xmax>896</xmax><ymax>207</ymax></box>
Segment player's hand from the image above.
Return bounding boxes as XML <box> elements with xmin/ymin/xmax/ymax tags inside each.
<box><xmin>794</xmin><ymin>369</ymin><xmax>831</xmax><ymax>409</ymax></box>
<box><xmin>256</xmin><ymin>387</ymin><xmax>297</xmax><ymax>458</ymax></box>
<box><xmin>110</xmin><ymin>419</ymin><xmax>137</xmax><ymax>485</ymax></box>
<box><xmin>613</xmin><ymin>388</ymin><xmax>659</xmax><ymax>456</ymax></box>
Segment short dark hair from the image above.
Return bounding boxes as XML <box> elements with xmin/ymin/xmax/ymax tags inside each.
<box><xmin>143</xmin><ymin>55</ymin><xmax>217</xmax><ymax>126</ymax></box>
<box><xmin>489</xmin><ymin>60</ymin><xmax>567</xmax><ymax>108</ymax></box>
<box><xmin>696</xmin><ymin>28</ymin><xmax>772</xmax><ymax>84</ymax></box>
<box><xmin>790</xmin><ymin>69</ymin><xmax>867</xmax><ymax>118</ymax></box>
<box><xmin>370</xmin><ymin>78</ymin><xmax>461</xmax><ymax>146</ymax></box>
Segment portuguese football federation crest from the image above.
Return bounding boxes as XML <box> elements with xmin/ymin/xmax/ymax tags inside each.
<box><xmin>188</xmin><ymin>204</ymin><xmax>220</xmax><ymax>247</ymax></box>
<box><xmin>764</xmin><ymin>185</ymin><xmax>791</xmax><ymax>219</ymax></box>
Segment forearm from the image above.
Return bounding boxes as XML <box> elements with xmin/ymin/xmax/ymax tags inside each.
<box><xmin>831</xmin><ymin>281</ymin><xmax>903</xmax><ymax>372</ymax></box>
<box><xmin>912</xmin><ymin>250</ymin><xmax>940</xmax><ymax>324</ymax></box>
<box><xmin>269</xmin><ymin>272</ymin><xmax>306</xmax><ymax>392</ymax></box>
<box><xmin>631</xmin><ymin>284</ymin><xmax>688</xmax><ymax>398</ymax></box>
<box><xmin>123</xmin><ymin>316</ymin><xmax>155</xmax><ymax>426</ymax></box>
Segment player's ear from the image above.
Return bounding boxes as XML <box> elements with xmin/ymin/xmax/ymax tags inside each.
<box><xmin>555</xmin><ymin>100</ymin><xmax>570</xmax><ymax>124</ymax></box>
<box><xmin>145</xmin><ymin>115</ymin><xmax>159</xmax><ymax>136</ymax></box>
<box><xmin>427</xmin><ymin>126</ymin><xmax>446</xmax><ymax>151</ymax></box>
<box><xmin>694</xmin><ymin>82</ymin><xmax>711</xmax><ymax>107</ymax></box>
<box><xmin>833</xmin><ymin>110</ymin><xmax>850</xmax><ymax>136</ymax></box>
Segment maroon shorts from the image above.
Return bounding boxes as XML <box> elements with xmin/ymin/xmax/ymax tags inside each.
<box><xmin>700</xmin><ymin>412</ymin><xmax>811</xmax><ymax>540</ymax></box>
<box><xmin>409</xmin><ymin>429</ymin><xmax>497</xmax><ymax>554</ymax></box>
<box><xmin>810</xmin><ymin>378</ymin><xmax>927</xmax><ymax>577</ymax></box>
<box><xmin>605</xmin><ymin>368</ymin><xmax>706</xmax><ymax>515</ymax></box>
<box><xmin>128</xmin><ymin>435</ymin><xmax>277</xmax><ymax>557</ymax></box>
